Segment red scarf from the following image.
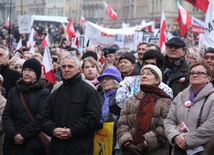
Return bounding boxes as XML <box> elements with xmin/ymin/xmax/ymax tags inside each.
<box><xmin>134</xmin><ymin>84</ymin><xmax>171</xmax><ymax>145</ymax></box>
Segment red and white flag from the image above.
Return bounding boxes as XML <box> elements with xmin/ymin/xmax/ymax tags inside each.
<box><xmin>185</xmin><ymin>0</ymin><xmax>209</xmax><ymax>12</ymax></box>
<box><xmin>81</xmin><ymin>16</ymin><xmax>86</xmax><ymax>25</ymax></box>
<box><xmin>159</xmin><ymin>11</ymin><xmax>167</xmax><ymax>53</ymax></box>
<box><xmin>177</xmin><ymin>2</ymin><xmax>204</xmax><ymax>36</ymax></box>
<box><xmin>16</xmin><ymin>39</ymin><xmax>22</xmax><ymax>50</ymax></box>
<box><xmin>42</xmin><ymin>45</ymin><xmax>55</xmax><ymax>84</ymax></box>
<box><xmin>66</xmin><ymin>19</ymin><xmax>76</xmax><ymax>40</ymax></box>
<box><xmin>104</xmin><ymin>1</ymin><xmax>118</xmax><ymax>20</ymax></box>
<box><xmin>203</xmin><ymin>0</ymin><xmax>214</xmax><ymax>48</ymax></box>
<box><xmin>42</xmin><ymin>35</ymin><xmax>49</xmax><ymax>47</ymax></box>
<box><xmin>27</xmin><ymin>28</ymin><xmax>35</xmax><ymax>48</ymax></box>
<box><xmin>29</xmin><ymin>45</ymin><xmax>35</xmax><ymax>54</ymax></box>
<box><xmin>6</xmin><ymin>17</ymin><xmax>10</xmax><ymax>29</ymax></box>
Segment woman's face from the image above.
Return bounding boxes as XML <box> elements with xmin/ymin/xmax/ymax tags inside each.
<box><xmin>83</xmin><ymin>61</ymin><xmax>98</xmax><ymax>80</ymax></box>
<box><xmin>22</xmin><ymin>68</ymin><xmax>37</xmax><ymax>84</ymax></box>
<box><xmin>140</xmin><ymin>68</ymin><xmax>159</xmax><ymax>86</ymax></box>
<box><xmin>9</xmin><ymin>61</ymin><xmax>16</xmax><ymax>70</ymax></box>
<box><xmin>189</xmin><ymin>65</ymin><xmax>211</xmax><ymax>87</ymax></box>
<box><xmin>100</xmin><ymin>77</ymin><xmax>116</xmax><ymax>92</ymax></box>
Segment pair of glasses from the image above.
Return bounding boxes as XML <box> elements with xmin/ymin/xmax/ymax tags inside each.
<box><xmin>204</xmin><ymin>56</ymin><xmax>214</xmax><ymax>61</ymax></box>
<box><xmin>167</xmin><ymin>45</ymin><xmax>182</xmax><ymax>49</ymax></box>
<box><xmin>189</xmin><ymin>72</ymin><xmax>207</xmax><ymax>76</ymax></box>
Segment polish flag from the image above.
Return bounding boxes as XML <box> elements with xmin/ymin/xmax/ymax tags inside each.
<box><xmin>42</xmin><ymin>35</ymin><xmax>49</xmax><ymax>47</ymax></box>
<box><xmin>177</xmin><ymin>2</ymin><xmax>204</xmax><ymax>36</ymax></box>
<box><xmin>29</xmin><ymin>45</ymin><xmax>35</xmax><ymax>54</ymax></box>
<box><xmin>185</xmin><ymin>0</ymin><xmax>209</xmax><ymax>12</ymax></box>
<box><xmin>16</xmin><ymin>39</ymin><xmax>22</xmax><ymax>50</ymax></box>
<box><xmin>42</xmin><ymin>45</ymin><xmax>55</xmax><ymax>84</ymax></box>
<box><xmin>27</xmin><ymin>28</ymin><xmax>35</xmax><ymax>48</ymax></box>
<box><xmin>81</xmin><ymin>16</ymin><xmax>86</xmax><ymax>25</ymax></box>
<box><xmin>159</xmin><ymin>11</ymin><xmax>167</xmax><ymax>53</ymax></box>
<box><xmin>6</xmin><ymin>17</ymin><xmax>10</xmax><ymax>29</ymax></box>
<box><xmin>66</xmin><ymin>19</ymin><xmax>76</xmax><ymax>40</ymax></box>
<box><xmin>104</xmin><ymin>1</ymin><xmax>118</xmax><ymax>20</ymax></box>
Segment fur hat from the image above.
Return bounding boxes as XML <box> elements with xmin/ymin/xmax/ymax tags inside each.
<box><xmin>141</xmin><ymin>64</ymin><xmax>162</xmax><ymax>83</ymax></box>
<box><xmin>22</xmin><ymin>58</ymin><xmax>41</xmax><ymax>79</ymax></box>
<box><xmin>97</xmin><ymin>66</ymin><xmax>122</xmax><ymax>82</ymax></box>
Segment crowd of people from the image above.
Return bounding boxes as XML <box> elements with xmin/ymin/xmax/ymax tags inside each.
<box><xmin>0</xmin><ymin>21</ymin><xmax>214</xmax><ymax>155</ymax></box>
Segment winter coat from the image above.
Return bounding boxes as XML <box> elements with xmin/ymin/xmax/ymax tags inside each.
<box><xmin>117</xmin><ymin>90</ymin><xmax>172</xmax><ymax>155</ymax></box>
<box><xmin>42</xmin><ymin>74</ymin><xmax>101</xmax><ymax>155</ymax></box>
<box><xmin>0</xmin><ymin>65</ymin><xmax>21</xmax><ymax>98</ymax></box>
<box><xmin>2</xmin><ymin>79</ymin><xmax>50</xmax><ymax>155</ymax></box>
<box><xmin>162</xmin><ymin>57</ymin><xmax>190</xmax><ymax>98</ymax></box>
<box><xmin>0</xmin><ymin>95</ymin><xmax>6</xmax><ymax>155</ymax></box>
<box><xmin>164</xmin><ymin>83</ymin><xmax>214</xmax><ymax>155</ymax></box>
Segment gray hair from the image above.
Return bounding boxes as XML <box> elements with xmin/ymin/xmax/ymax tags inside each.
<box><xmin>61</xmin><ymin>54</ymin><xmax>81</xmax><ymax>67</ymax></box>
<box><xmin>115</xmin><ymin>49</ymin><xmax>128</xmax><ymax>56</ymax></box>
<box><xmin>0</xmin><ymin>45</ymin><xmax>9</xmax><ymax>56</ymax></box>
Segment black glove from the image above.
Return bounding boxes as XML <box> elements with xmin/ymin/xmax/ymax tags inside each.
<box><xmin>137</xmin><ymin>142</ymin><xmax>147</xmax><ymax>153</ymax></box>
<box><xmin>124</xmin><ymin>143</ymin><xmax>142</xmax><ymax>155</ymax></box>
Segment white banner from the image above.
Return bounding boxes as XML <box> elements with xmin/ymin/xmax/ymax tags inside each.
<box><xmin>84</xmin><ymin>21</ymin><xmax>154</xmax><ymax>50</ymax></box>
<box><xmin>18</xmin><ymin>15</ymin><xmax>31</xmax><ymax>34</ymax></box>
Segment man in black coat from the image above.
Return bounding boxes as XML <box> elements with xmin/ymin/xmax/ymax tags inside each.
<box><xmin>42</xmin><ymin>54</ymin><xmax>101</xmax><ymax>155</ymax></box>
<box><xmin>0</xmin><ymin>45</ymin><xmax>21</xmax><ymax>98</ymax></box>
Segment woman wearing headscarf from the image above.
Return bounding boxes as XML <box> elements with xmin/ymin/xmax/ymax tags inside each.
<box><xmin>2</xmin><ymin>58</ymin><xmax>50</xmax><ymax>155</ymax></box>
<box><xmin>164</xmin><ymin>61</ymin><xmax>214</xmax><ymax>155</ymax></box>
<box><xmin>117</xmin><ymin>64</ymin><xmax>172</xmax><ymax>155</ymax></box>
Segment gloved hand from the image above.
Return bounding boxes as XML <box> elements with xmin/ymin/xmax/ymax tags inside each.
<box><xmin>137</xmin><ymin>142</ymin><xmax>147</xmax><ymax>153</ymax></box>
<box><xmin>124</xmin><ymin>143</ymin><xmax>142</xmax><ymax>155</ymax></box>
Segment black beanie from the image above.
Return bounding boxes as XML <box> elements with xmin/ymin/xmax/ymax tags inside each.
<box><xmin>22</xmin><ymin>58</ymin><xmax>41</xmax><ymax>79</ymax></box>
<box><xmin>119</xmin><ymin>53</ymin><xmax>136</xmax><ymax>64</ymax></box>
<box><xmin>82</xmin><ymin>51</ymin><xmax>98</xmax><ymax>61</ymax></box>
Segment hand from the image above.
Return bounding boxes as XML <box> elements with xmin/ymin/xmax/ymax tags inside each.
<box><xmin>124</xmin><ymin>143</ymin><xmax>142</xmax><ymax>155</ymax></box>
<box><xmin>174</xmin><ymin>134</ymin><xmax>187</xmax><ymax>149</ymax></box>
<box><xmin>53</xmin><ymin>127</ymin><xmax>72</xmax><ymax>139</ymax></box>
<box><xmin>137</xmin><ymin>142</ymin><xmax>147</xmax><ymax>152</ymax></box>
<box><xmin>13</xmin><ymin>134</ymin><xmax>25</xmax><ymax>145</ymax></box>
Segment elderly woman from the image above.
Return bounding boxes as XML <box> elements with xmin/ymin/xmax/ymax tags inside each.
<box><xmin>117</xmin><ymin>64</ymin><xmax>172</xmax><ymax>155</ymax></box>
<box><xmin>97</xmin><ymin>66</ymin><xmax>122</xmax><ymax>155</ymax></box>
<box><xmin>2</xmin><ymin>58</ymin><xmax>50</xmax><ymax>155</ymax></box>
<box><xmin>164</xmin><ymin>61</ymin><xmax>214</xmax><ymax>155</ymax></box>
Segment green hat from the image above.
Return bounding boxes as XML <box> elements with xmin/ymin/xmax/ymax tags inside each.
<box><xmin>103</xmin><ymin>48</ymin><xmax>117</xmax><ymax>57</ymax></box>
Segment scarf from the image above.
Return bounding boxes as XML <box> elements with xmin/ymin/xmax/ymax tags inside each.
<box><xmin>134</xmin><ymin>84</ymin><xmax>171</xmax><ymax>145</ymax></box>
<box><xmin>102</xmin><ymin>88</ymin><xmax>117</xmax><ymax>116</ymax></box>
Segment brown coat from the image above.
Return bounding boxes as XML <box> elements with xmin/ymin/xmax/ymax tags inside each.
<box><xmin>117</xmin><ymin>90</ymin><xmax>172</xmax><ymax>155</ymax></box>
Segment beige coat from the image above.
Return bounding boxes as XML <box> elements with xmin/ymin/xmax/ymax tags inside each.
<box><xmin>0</xmin><ymin>95</ymin><xmax>6</xmax><ymax>155</ymax></box>
<box><xmin>117</xmin><ymin>90</ymin><xmax>172</xmax><ymax>155</ymax></box>
<box><xmin>164</xmin><ymin>83</ymin><xmax>214</xmax><ymax>154</ymax></box>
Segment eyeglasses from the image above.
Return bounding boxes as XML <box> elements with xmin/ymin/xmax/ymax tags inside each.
<box><xmin>189</xmin><ymin>72</ymin><xmax>207</xmax><ymax>76</ymax></box>
<box><xmin>204</xmin><ymin>56</ymin><xmax>214</xmax><ymax>61</ymax></box>
<box><xmin>167</xmin><ymin>45</ymin><xmax>182</xmax><ymax>49</ymax></box>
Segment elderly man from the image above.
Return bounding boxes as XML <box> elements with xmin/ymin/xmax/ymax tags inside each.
<box><xmin>204</xmin><ymin>48</ymin><xmax>214</xmax><ymax>86</ymax></box>
<box><xmin>0</xmin><ymin>45</ymin><xmax>21</xmax><ymax>98</ymax></box>
<box><xmin>42</xmin><ymin>54</ymin><xmax>101</xmax><ymax>155</ymax></box>
<box><xmin>162</xmin><ymin>37</ymin><xmax>190</xmax><ymax>98</ymax></box>
<box><xmin>103</xmin><ymin>48</ymin><xmax>117</xmax><ymax>67</ymax></box>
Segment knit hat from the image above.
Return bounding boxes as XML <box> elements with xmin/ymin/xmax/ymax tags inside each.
<box><xmin>82</xmin><ymin>51</ymin><xmax>98</xmax><ymax>61</ymax></box>
<box><xmin>103</xmin><ymin>48</ymin><xmax>117</xmax><ymax>57</ymax></box>
<box><xmin>165</xmin><ymin>37</ymin><xmax>186</xmax><ymax>47</ymax></box>
<box><xmin>22</xmin><ymin>58</ymin><xmax>41</xmax><ymax>79</ymax></box>
<box><xmin>205</xmin><ymin>48</ymin><xmax>214</xmax><ymax>55</ymax></box>
<box><xmin>141</xmin><ymin>64</ymin><xmax>162</xmax><ymax>83</ymax></box>
<box><xmin>8</xmin><ymin>57</ymin><xmax>20</xmax><ymax>65</ymax></box>
<box><xmin>97</xmin><ymin>66</ymin><xmax>122</xmax><ymax>82</ymax></box>
<box><xmin>119</xmin><ymin>53</ymin><xmax>136</xmax><ymax>64</ymax></box>
<box><xmin>15</xmin><ymin>59</ymin><xmax>26</xmax><ymax>66</ymax></box>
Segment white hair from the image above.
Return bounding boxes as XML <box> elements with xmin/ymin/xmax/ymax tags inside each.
<box><xmin>0</xmin><ymin>45</ymin><xmax>9</xmax><ymax>56</ymax></box>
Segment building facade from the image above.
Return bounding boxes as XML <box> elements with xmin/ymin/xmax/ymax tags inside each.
<box><xmin>0</xmin><ymin>0</ymin><xmax>16</xmax><ymax>25</ymax></box>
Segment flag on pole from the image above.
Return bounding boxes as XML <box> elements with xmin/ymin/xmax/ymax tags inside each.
<box><xmin>66</xmin><ymin>19</ymin><xmax>76</xmax><ymax>40</ymax></box>
<box><xmin>16</xmin><ymin>39</ymin><xmax>22</xmax><ymax>50</ymax></box>
<box><xmin>185</xmin><ymin>0</ymin><xmax>209</xmax><ymax>12</ymax></box>
<box><xmin>42</xmin><ymin>45</ymin><xmax>55</xmax><ymax>84</ymax></box>
<box><xmin>42</xmin><ymin>35</ymin><xmax>49</xmax><ymax>47</ymax></box>
<box><xmin>159</xmin><ymin>11</ymin><xmax>167</xmax><ymax>53</ymax></box>
<box><xmin>81</xmin><ymin>16</ymin><xmax>86</xmax><ymax>25</ymax></box>
<box><xmin>203</xmin><ymin>0</ymin><xmax>214</xmax><ymax>48</ymax></box>
<box><xmin>27</xmin><ymin>28</ymin><xmax>35</xmax><ymax>48</ymax></box>
<box><xmin>6</xmin><ymin>17</ymin><xmax>10</xmax><ymax>29</ymax></box>
<box><xmin>29</xmin><ymin>45</ymin><xmax>35</xmax><ymax>54</ymax></box>
<box><xmin>103</xmin><ymin>1</ymin><xmax>118</xmax><ymax>20</ymax></box>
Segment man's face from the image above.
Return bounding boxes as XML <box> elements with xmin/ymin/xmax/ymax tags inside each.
<box><xmin>114</xmin><ymin>54</ymin><xmax>122</xmax><ymax>68</ymax></box>
<box><xmin>166</xmin><ymin>44</ymin><xmax>185</xmax><ymax>61</ymax></box>
<box><xmin>119</xmin><ymin>59</ymin><xmax>135</xmax><ymax>76</ymax></box>
<box><xmin>204</xmin><ymin>53</ymin><xmax>214</xmax><ymax>70</ymax></box>
<box><xmin>137</xmin><ymin>44</ymin><xmax>147</xmax><ymax>60</ymax></box>
<box><xmin>0</xmin><ymin>48</ymin><xmax>9</xmax><ymax>65</ymax></box>
<box><xmin>61</xmin><ymin>58</ymin><xmax>80</xmax><ymax>79</ymax></box>
<box><xmin>105</xmin><ymin>54</ymin><xmax>115</xmax><ymax>65</ymax></box>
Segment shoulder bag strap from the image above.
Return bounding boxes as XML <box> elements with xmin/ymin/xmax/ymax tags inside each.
<box><xmin>196</xmin><ymin>95</ymin><xmax>208</xmax><ymax>128</ymax></box>
<box><xmin>19</xmin><ymin>91</ymin><xmax>34</xmax><ymax>120</ymax></box>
